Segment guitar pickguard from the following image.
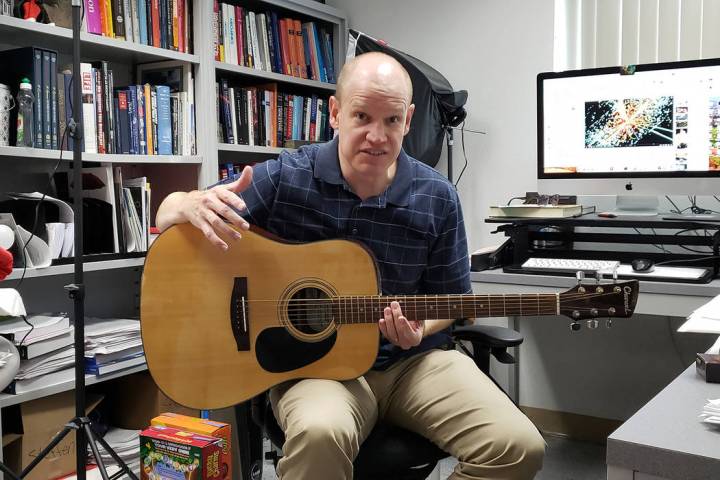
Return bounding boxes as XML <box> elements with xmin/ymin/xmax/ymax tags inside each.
<box><xmin>255</xmin><ymin>327</ymin><xmax>337</xmax><ymax>373</ymax></box>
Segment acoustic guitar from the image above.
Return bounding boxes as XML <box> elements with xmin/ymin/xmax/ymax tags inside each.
<box><xmin>140</xmin><ymin>224</ymin><xmax>639</xmax><ymax>409</ymax></box>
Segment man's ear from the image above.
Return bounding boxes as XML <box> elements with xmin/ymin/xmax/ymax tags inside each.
<box><xmin>329</xmin><ymin>95</ymin><xmax>340</xmax><ymax>130</ymax></box>
<box><xmin>403</xmin><ymin>103</ymin><xmax>415</xmax><ymax>136</ymax></box>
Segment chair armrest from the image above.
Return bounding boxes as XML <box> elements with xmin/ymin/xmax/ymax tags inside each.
<box><xmin>452</xmin><ymin>324</ymin><xmax>523</xmax><ymax>349</ymax></box>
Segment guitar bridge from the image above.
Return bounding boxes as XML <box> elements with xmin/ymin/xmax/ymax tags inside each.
<box><xmin>231</xmin><ymin>277</ymin><xmax>250</xmax><ymax>351</ymax></box>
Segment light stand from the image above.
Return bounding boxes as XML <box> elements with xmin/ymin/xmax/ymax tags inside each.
<box><xmin>17</xmin><ymin>2</ymin><xmax>138</xmax><ymax>479</ymax></box>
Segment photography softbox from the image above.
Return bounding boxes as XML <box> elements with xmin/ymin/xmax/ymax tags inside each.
<box><xmin>348</xmin><ymin>30</ymin><xmax>468</xmax><ymax>168</ymax></box>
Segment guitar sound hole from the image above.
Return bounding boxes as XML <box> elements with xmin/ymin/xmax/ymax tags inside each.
<box><xmin>288</xmin><ymin>287</ymin><xmax>333</xmax><ymax>335</ymax></box>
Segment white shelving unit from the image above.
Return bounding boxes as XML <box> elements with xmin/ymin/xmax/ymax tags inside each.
<box><xmin>0</xmin><ymin>364</ymin><xmax>149</xmax><ymax>408</ymax></box>
<box><xmin>0</xmin><ymin>1</ymin><xmax>347</xmax><ymax>476</ymax></box>
<box><xmin>0</xmin><ymin>146</ymin><xmax>203</xmax><ymax>164</ymax></box>
<box><xmin>5</xmin><ymin>257</ymin><xmax>146</xmax><ymax>280</ymax></box>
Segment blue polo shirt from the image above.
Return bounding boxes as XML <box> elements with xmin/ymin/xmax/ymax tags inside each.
<box><xmin>224</xmin><ymin>137</ymin><xmax>471</xmax><ymax>369</ymax></box>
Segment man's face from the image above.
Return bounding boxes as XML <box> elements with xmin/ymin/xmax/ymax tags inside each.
<box><xmin>329</xmin><ymin>76</ymin><xmax>414</xmax><ymax>179</ymax></box>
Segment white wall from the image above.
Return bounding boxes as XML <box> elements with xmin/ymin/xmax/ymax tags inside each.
<box><xmin>327</xmin><ymin>0</ymin><xmax>555</xmax><ymax>252</ymax></box>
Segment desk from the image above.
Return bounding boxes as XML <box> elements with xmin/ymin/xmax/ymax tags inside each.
<box><xmin>471</xmin><ymin>270</ymin><xmax>720</xmax><ymax>438</ymax></box>
<box><xmin>606</xmin><ymin>362</ymin><xmax>720</xmax><ymax>480</ymax></box>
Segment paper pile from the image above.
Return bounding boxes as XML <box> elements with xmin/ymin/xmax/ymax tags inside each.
<box><xmin>88</xmin><ymin>428</ymin><xmax>141</xmax><ymax>476</ymax></box>
<box><xmin>679</xmin><ymin>295</ymin><xmax>720</xmax><ymax>334</ymax></box>
<box><xmin>85</xmin><ymin>318</ymin><xmax>144</xmax><ymax>375</ymax></box>
<box><xmin>700</xmin><ymin>399</ymin><xmax>720</xmax><ymax>427</ymax></box>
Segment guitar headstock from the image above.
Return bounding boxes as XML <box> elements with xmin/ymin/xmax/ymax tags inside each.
<box><xmin>559</xmin><ymin>280</ymin><xmax>639</xmax><ymax>322</ymax></box>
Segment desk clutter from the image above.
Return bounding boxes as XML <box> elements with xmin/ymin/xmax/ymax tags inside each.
<box><xmin>478</xmin><ymin>214</ymin><xmax>720</xmax><ymax>284</ymax></box>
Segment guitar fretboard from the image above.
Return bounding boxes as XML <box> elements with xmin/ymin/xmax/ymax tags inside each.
<box><xmin>328</xmin><ymin>294</ymin><xmax>559</xmax><ymax>323</ymax></box>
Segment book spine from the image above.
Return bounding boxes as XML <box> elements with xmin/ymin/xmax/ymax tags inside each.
<box><xmin>156</xmin><ymin>85</ymin><xmax>172</xmax><ymax>154</ymax></box>
<box><xmin>85</xmin><ymin>0</ymin><xmax>103</xmax><ymax>34</ymax></box>
<box><xmin>49</xmin><ymin>52</ymin><xmax>58</xmax><ymax>149</ymax></box>
<box><xmin>117</xmin><ymin>90</ymin><xmax>130</xmax><ymax>154</ymax></box>
<box><xmin>136</xmin><ymin>85</ymin><xmax>147</xmax><ymax>155</ymax></box>
<box><xmin>93</xmin><ymin>69</ymin><xmax>106</xmax><ymax>153</ymax></box>
<box><xmin>137</xmin><ymin>0</ymin><xmax>148</xmax><ymax>44</ymax></box>
<box><xmin>112</xmin><ymin>0</ymin><xmax>126</xmax><ymax>39</ymax></box>
<box><xmin>128</xmin><ymin>87</ymin><xmax>139</xmax><ymax>154</ymax></box>
<box><xmin>80</xmin><ymin>63</ymin><xmax>97</xmax><ymax>153</ymax></box>
<box><xmin>42</xmin><ymin>50</ymin><xmax>51</xmax><ymax>148</ymax></box>
<box><xmin>33</xmin><ymin>49</ymin><xmax>43</xmax><ymax>148</ymax></box>
<box><xmin>57</xmin><ymin>73</ymin><xmax>67</xmax><ymax>150</ymax></box>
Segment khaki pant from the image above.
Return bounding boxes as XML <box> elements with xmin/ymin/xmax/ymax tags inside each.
<box><xmin>270</xmin><ymin>349</ymin><xmax>545</xmax><ymax>480</ymax></box>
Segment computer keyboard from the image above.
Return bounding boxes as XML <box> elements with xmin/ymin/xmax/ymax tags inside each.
<box><xmin>521</xmin><ymin>257</ymin><xmax>620</xmax><ymax>274</ymax></box>
<box><xmin>517</xmin><ymin>257</ymin><xmax>712</xmax><ymax>282</ymax></box>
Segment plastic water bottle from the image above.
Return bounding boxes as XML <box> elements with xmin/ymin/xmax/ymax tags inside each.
<box><xmin>16</xmin><ymin>78</ymin><xmax>34</xmax><ymax>147</ymax></box>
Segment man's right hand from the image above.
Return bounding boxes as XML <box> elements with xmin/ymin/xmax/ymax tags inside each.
<box><xmin>156</xmin><ymin>166</ymin><xmax>254</xmax><ymax>250</ymax></box>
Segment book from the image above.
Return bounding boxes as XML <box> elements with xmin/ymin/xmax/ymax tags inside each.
<box><xmin>17</xmin><ymin>328</ymin><xmax>74</xmax><ymax>360</ymax></box>
<box><xmin>488</xmin><ymin>204</ymin><xmax>584</xmax><ymax>218</ymax></box>
<box><xmin>85</xmin><ymin>353</ymin><xmax>146</xmax><ymax>375</ymax></box>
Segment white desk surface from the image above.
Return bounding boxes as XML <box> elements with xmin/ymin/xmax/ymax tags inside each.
<box><xmin>471</xmin><ymin>270</ymin><xmax>720</xmax><ymax>317</ymax></box>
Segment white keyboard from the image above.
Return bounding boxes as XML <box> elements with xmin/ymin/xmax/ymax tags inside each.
<box><xmin>521</xmin><ymin>257</ymin><xmax>620</xmax><ymax>273</ymax></box>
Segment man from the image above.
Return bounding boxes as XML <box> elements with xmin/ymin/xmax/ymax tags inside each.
<box><xmin>156</xmin><ymin>52</ymin><xmax>545</xmax><ymax>480</ymax></box>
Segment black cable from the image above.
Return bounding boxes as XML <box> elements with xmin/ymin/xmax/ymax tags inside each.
<box><xmin>453</xmin><ymin>120</ymin><xmax>469</xmax><ymax>187</ymax></box>
<box><xmin>18</xmin><ymin>315</ymin><xmax>34</xmax><ymax>347</ymax></box>
<box><xmin>665</xmin><ymin>195</ymin><xmax>685</xmax><ymax>214</ymax></box>
<box><xmin>655</xmin><ymin>254</ymin><xmax>720</xmax><ymax>266</ymax></box>
<box><xmin>14</xmin><ymin>124</ymin><xmax>70</xmax><ymax>291</ymax></box>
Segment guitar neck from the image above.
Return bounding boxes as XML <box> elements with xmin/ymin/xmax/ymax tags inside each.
<box><xmin>332</xmin><ymin>294</ymin><xmax>559</xmax><ymax>324</ymax></box>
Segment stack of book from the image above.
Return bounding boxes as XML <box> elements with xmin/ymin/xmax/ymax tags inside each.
<box><xmin>217</xmin><ymin>80</ymin><xmax>332</xmax><ymax>148</ymax></box>
<box><xmin>0</xmin><ymin>313</ymin><xmax>75</xmax><ymax>394</ymax></box>
<box><xmin>214</xmin><ymin>1</ymin><xmax>336</xmax><ymax>83</ymax></box>
<box><xmin>84</xmin><ymin>317</ymin><xmax>144</xmax><ymax>376</ymax></box>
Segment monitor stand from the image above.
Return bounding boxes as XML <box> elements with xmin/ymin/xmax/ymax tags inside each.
<box><xmin>611</xmin><ymin>195</ymin><xmax>659</xmax><ymax>217</ymax></box>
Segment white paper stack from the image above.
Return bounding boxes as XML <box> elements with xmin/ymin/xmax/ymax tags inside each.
<box><xmin>679</xmin><ymin>295</ymin><xmax>720</xmax><ymax>334</ymax></box>
<box><xmin>700</xmin><ymin>399</ymin><xmax>720</xmax><ymax>427</ymax></box>
<box><xmin>88</xmin><ymin>428</ymin><xmax>141</xmax><ymax>477</ymax></box>
<box><xmin>85</xmin><ymin>318</ymin><xmax>144</xmax><ymax>375</ymax></box>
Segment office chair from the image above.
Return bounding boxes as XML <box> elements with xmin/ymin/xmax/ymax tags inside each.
<box><xmin>234</xmin><ymin>323</ymin><xmax>523</xmax><ymax>480</ymax></box>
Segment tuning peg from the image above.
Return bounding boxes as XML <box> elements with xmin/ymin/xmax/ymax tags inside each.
<box><xmin>576</xmin><ymin>271</ymin><xmax>585</xmax><ymax>284</ymax></box>
<box><xmin>586</xmin><ymin>319</ymin><xmax>599</xmax><ymax>329</ymax></box>
<box><xmin>595</xmin><ymin>271</ymin><xmax>603</xmax><ymax>284</ymax></box>
<box><xmin>570</xmin><ymin>322</ymin><xmax>582</xmax><ymax>332</ymax></box>
<box><xmin>606</xmin><ymin>318</ymin><xmax>613</xmax><ymax>328</ymax></box>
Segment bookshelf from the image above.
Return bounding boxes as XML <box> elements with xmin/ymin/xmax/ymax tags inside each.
<box><xmin>206</xmin><ymin>0</ymin><xmax>347</xmax><ymax>182</ymax></box>
<box><xmin>0</xmin><ymin>0</ymin><xmax>346</xmax><ymax>476</ymax></box>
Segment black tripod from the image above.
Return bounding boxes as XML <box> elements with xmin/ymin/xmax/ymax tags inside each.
<box><xmin>16</xmin><ymin>2</ymin><xmax>139</xmax><ymax>479</ymax></box>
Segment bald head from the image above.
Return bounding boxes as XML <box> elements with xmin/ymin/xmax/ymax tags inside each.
<box><xmin>335</xmin><ymin>52</ymin><xmax>413</xmax><ymax>105</ymax></box>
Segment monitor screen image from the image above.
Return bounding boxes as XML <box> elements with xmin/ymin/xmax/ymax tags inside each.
<box><xmin>538</xmin><ymin>58</ymin><xmax>720</xmax><ymax>178</ymax></box>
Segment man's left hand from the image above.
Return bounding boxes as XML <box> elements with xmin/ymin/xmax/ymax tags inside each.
<box><xmin>379</xmin><ymin>301</ymin><xmax>424</xmax><ymax>350</ymax></box>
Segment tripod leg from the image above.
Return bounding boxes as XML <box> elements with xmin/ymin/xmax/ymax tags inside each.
<box><xmin>0</xmin><ymin>461</ymin><xmax>21</xmax><ymax>480</ymax></box>
<box><xmin>20</xmin><ymin>425</ymin><xmax>74</xmax><ymax>478</ymax></box>
<box><xmin>84</xmin><ymin>424</ymin><xmax>139</xmax><ymax>480</ymax></box>
<box><xmin>82</xmin><ymin>424</ymin><xmax>111</xmax><ymax>480</ymax></box>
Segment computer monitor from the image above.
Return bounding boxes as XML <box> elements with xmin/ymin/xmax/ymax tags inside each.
<box><xmin>537</xmin><ymin>58</ymin><xmax>720</xmax><ymax>198</ymax></box>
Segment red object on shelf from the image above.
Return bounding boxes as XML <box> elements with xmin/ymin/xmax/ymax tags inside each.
<box><xmin>0</xmin><ymin>248</ymin><xmax>12</xmax><ymax>281</ymax></box>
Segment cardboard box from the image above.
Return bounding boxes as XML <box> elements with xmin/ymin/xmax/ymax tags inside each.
<box><xmin>104</xmin><ymin>371</ymin><xmax>199</xmax><ymax>430</ymax></box>
<box><xmin>140</xmin><ymin>426</ymin><xmax>225</xmax><ymax>479</ymax></box>
<box><xmin>151</xmin><ymin>413</ymin><xmax>232</xmax><ymax>479</ymax></box>
<box><xmin>1</xmin><ymin>390</ymin><xmax>103</xmax><ymax>480</ymax></box>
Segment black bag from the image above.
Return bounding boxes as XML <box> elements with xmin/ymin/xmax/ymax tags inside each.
<box><xmin>349</xmin><ymin>30</ymin><xmax>467</xmax><ymax>168</ymax></box>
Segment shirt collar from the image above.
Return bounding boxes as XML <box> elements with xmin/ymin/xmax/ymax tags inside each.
<box><xmin>313</xmin><ymin>137</ymin><xmax>413</xmax><ymax>207</ymax></box>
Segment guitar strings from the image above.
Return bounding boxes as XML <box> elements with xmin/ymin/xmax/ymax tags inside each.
<box><xmin>220</xmin><ymin>290</ymin><xmax>632</xmax><ymax>327</ymax></box>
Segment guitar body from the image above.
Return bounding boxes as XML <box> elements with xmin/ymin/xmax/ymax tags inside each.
<box><xmin>141</xmin><ymin>224</ymin><xmax>380</xmax><ymax>410</ymax></box>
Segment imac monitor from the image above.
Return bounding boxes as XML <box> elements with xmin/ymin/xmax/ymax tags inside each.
<box><xmin>538</xmin><ymin>58</ymin><xmax>720</xmax><ymax>198</ymax></box>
